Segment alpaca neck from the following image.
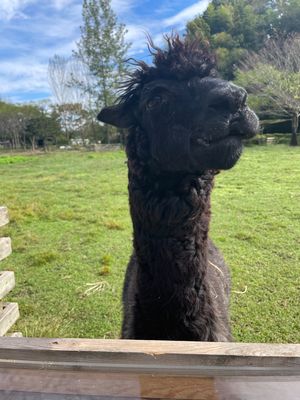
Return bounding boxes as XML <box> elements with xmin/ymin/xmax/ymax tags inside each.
<box><xmin>127</xmin><ymin>142</ymin><xmax>216</xmax><ymax>339</ymax></box>
<box><xmin>128</xmin><ymin>167</ymin><xmax>213</xmax><ymax>277</ymax></box>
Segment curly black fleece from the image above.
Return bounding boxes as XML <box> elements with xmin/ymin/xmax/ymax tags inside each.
<box><xmin>121</xmin><ymin>125</ymin><xmax>231</xmax><ymax>341</ymax></box>
<box><xmin>102</xmin><ymin>35</ymin><xmax>233</xmax><ymax>341</ymax></box>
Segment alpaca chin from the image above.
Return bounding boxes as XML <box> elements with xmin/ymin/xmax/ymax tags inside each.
<box><xmin>187</xmin><ymin>135</ymin><xmax>243</xmax><ymax>172</ymax></box>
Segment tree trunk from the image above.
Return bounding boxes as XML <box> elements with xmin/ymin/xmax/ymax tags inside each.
<box><xmin>105</xmin><ymin>125</ymin><xmax>110</xmax><ymax>144</ymax></box>
<box><xmin>102</xmin><ymin>87</ymin><xmax>110</xmax><ymax>144</ymax></box>
<box><xmin>23</xmin><ymin>131</ymin><xmax>26</xmax><ymax>149</ymax></box>
<box><xmin>290</xmin><ymin>113</ymin><xmax>299</xmax><ymax>146</ymax></box>
<box><xmin>120</xmin><ymin>129</ymin><xmax>126</xmax><ymax>147</ymax></box>
<box><xmin>31</xmin><ymin>136</ymin><xmax>36</xmax><ymax>151</ymax></box>
<box><xmin>90</xmin><ymin>118</ymin><xmax>96</xmax><ymax>142</ymax></box>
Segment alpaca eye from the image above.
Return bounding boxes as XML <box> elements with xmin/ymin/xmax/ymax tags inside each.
<box><xmin>147</xmin><ymin>95</ymin><xmax>162</xmax><ymax>109</ymax></box>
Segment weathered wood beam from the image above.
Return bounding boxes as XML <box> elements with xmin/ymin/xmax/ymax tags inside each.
<box><xmin>0</xmin><ymin>338</ymin><xmax>299</xmax><ymax>376</ymax></box>
<box><xmin>0</xmin><ymin>207</ymin><xmax>9</xmax><ymax>228</ymax></box>
<box><xmin>0</xmin><ymin>271</ymin><xmax>15</xmax><ymax>299</ymax></box>
<box><xmin>0</xmin><ymin>237</ymin><xmax>12</xmax><ymax>261</ymax></box>
<box><xmin>0</xmin><ymin>367</ymin><xmax>299</xmax><ymax>399</ymax></box>
<box><xmin>0</xmin><ymin>303</ymin><xmax>20</xmax><ymax>336</ymax></box>
<box><xmin>0</xmin><ymin>370</ymin><xmax>218</xmax><ymax>399</ymax></box>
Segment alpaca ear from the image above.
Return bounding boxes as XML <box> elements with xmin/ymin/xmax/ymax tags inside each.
<box><xmin>97</xmin><ymin>104</ymin><xmax>134</xmax><ymax>128</ymax></box>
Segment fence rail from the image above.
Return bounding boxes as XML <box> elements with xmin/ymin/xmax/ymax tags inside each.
<box><xmin>0</xmin><ymin>338</ymin><xmax>299</xmax><ymax>399</ymax></box>
<box><xmin>0</xmin><ymin>206</ymin><xmax>20</xmax><ymax>336</ymax></box>
<box><xmin>0</xmin><ymin>338</ymin><xmax>299</xmax><ymax>374</ymax></box>
<box><xmin>0</xmin><ymin>206</ymin><xmax>9</xmax><ymax>228</ymax></box>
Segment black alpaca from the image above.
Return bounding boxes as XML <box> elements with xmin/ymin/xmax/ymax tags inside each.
<box><xmin>98</xmin><ymin>36</ymin><xmax>259</xmax><ymax>341</ymax></box>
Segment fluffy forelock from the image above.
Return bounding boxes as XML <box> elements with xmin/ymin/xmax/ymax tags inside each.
<box><xmin>119</xmin><ymin>34</ymin><xmax>216</xmax><ymax>105</ymax></box>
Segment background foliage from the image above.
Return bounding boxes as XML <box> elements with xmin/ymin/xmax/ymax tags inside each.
<box><xmin>186</xmin><ymin>0</ymin><xmax>300</xmax><ymax>79</ymax></box>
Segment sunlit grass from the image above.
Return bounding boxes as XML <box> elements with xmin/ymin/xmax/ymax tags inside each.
<box><xmin>0</xmin><ymin>147</ymin><xmax>299</xmax><ymax>342</ymax></box>
<box><xmin>211</xmin><ymin>145</ymin><xmax>300</xmax><ymax>343</ymax></box>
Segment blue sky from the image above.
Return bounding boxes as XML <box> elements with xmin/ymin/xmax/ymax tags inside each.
<box><xmin>0</xmin><ymin>0</ymin><xmax>210</xmax><ymax>103</ymax></box>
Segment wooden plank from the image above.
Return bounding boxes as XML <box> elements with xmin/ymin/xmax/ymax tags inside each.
<box><xmin>215</xmin><ymin>376</ymin><xmax>300</xmax><ymax>400</ymax></box>
<box><xmin>0</xmin><ymin>207</ymin><xmax>9</xmax><ymax>228</ymax></box>
<box><xmin>0</xmin><ymin>369</ymin><xmax>217</xmax><ymax>399</ymax></box>
<box><xmin>0</xmin><ymin>271</ymin><xmax>15</xmax><ymax>299</ymax></box>
<box><xmin>0</xmin><ymin>338</ymin><xmax>299</xmax><ymax>376</ymax></box>
<box><xmin>0</xmin><ymin>303</ymin><xmax>19</xmax><ymax>336</ymax></box>
<box><xmin>0</xmin><ymin>369</ymin><xmax>299</xmax><ymax>399</ymax></box>
<box><xmin>0</xmin><ymin>237</ymin><xmax>12</xmax><ymax>261</ymax></box>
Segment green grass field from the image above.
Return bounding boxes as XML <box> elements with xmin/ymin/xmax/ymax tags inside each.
<box><xmin>0</xmin><ymin>146</ymin><xmax>299</xmax><ymax>342</ymax></box>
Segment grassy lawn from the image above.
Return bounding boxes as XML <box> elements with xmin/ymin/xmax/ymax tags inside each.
<box><xmin>0</xmin><ymin>146</ymin><xmax>299</xmax><ymax>343</ymax></box>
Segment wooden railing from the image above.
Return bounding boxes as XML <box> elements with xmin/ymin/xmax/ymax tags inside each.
<box><xmin>0</xmin><ymin>338</ymin><xmax>299</xmax><ymax>399</ymax></box>
<box><xmin>0</xmin><ymin>206</ymin><xmax>20</xmax><ymax>336</ymax></box>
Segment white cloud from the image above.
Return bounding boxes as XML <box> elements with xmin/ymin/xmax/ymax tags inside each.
<box><xmin>35</xmin><ymin>40</ymin><xmax>77</xmax><ymax>62</ymax></box>
<box><xmin>0</xmin><ymin>0</ymin><xmax>212</xmax><ymax>102</ymax></box>
<box><xmin>163</xmin><ymin>0</ymin><xmax>210</xmax><ymax>28</ymax></box>
<box><xmin>0</xmin><ymin>0</ymin><xmax>78</xmax><ymax>20</ymax></box>
<box><xmin>124</xmin><ymin>1</ymin><xmax>211</xmax><ymax>59</ymax></box>
<box><xmin>0</xmin><ymin>60</ymin><xmax>49</xmax><ymax>95</ymax></box>
<box><xmin>0</xmin><ymin>0</ymin><xmax>35</xmax><ymax>20</ymax></box>
<box><xmin>111</xmin><ymin>0</ymin><xmax>136</xmax><ymax>15</ymax></box>
<box><xmin>0</xmin><ymin>2</ymin><xmax>82</xmax><ymax>100</ymax></box>
<box><xmin>125</xmin><ymin>25</ymin><xmax>149</xmax><ymax>54</ymax></box>
<box><xmin>52</xmin><ymin>0</ymin><xmax>74</xmax><ymax>10</ymax></box>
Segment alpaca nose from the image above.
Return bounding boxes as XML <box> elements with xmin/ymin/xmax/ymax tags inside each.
<box><xmin>208</xmin><ymin>83</ymin><xmax>247</xmax><ymax>113</ymax></box>
<box><xmin>229</xmin><ymin>83</ymin><xmax>247</xmax><ymax>110</ymax></box>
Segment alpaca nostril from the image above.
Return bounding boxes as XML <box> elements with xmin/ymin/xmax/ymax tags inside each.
<box><xmin>231</xmin><ymin>86</ymin><xmax>248</xmax><ymax>110</ymax></box>
<box><xmin>241</xmin><ymin>91</ymin><xmax>247</xmax><ymax>107</ymax></box>
<box><xmin>238</xmin><ymin>90</ymin><xmax>247</xmax><ymax>109</ymax></box>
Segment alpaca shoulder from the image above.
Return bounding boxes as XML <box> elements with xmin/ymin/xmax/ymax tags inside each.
<box><xmin>207</xmin><ymin>238</ymin><xmax>232</xmax><ymax>341</ymax></box>
<box><xmin>207</xmin><ymin>238</ymin><xmax>231</xmax><ymax>296</ymax></box>
<box><xmin>121</xmin><ymin>254</ymin><xmax>138</xmax><ymax>338</ymax></box>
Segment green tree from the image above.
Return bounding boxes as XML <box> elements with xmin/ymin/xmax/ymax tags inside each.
<box><xmin>235</xmin><ymin>35</ymin><xmax>300</xmax><ymax>146</ymax></box>
<box><xmin>186</xmin><ymin>0</ymin><xmax>300</xmax><ymax>78</ymax></box>
<box><xmin>186</xmin><ymin>17</ymin><xmax>211</xmax><ymax>41</ymax></box>
<box><xmin>268</xmin><ymin>0</ymin><xmax>300</xmax><ymax>34</ymax></box>
<box><xmin>280</xmin><ymin>1</ymin><xmax>300</xmax><ymax>34</ymax></box>
<box><xmin>186</xmin><ymin>1</ymin><xmax>260</xmax><ymax>77</ymax></box>
<box><xmin>74</xmin><ymin>0</ymin><xmax>130</xmax><ymax>142</ymax></box>
<box><xmin>24</xmin><ymin>109</ymin><xmax>62</xmax><ymax>150</ymax></box>
<box><xmin>0</xmin><ymin>101</ymin><xmax>62</xmax><ymax>150</ymax></box>
<box><xmin>0</xmin><ymin>102</ymin><xmax>24</xmax><ymax>149</ymax></box>
<box><xmin>204</xmin><ymin>3</ymin><xmax>234</xmax><ymax>35</ymax></box>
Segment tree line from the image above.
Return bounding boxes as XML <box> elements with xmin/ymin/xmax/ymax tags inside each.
<box><xmin>1</xmin><ymin>0</ymin><xmax>300</xmax><ymax>150</ymax></box>
<box><xmin>0</xmin><ymin>101</ymin><xmax>60</xmax><ymax>150</ymax></box>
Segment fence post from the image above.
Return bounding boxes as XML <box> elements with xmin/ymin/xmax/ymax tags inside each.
<box><xmin>0</xmin><ymin>206</ymin><xmax>20</xmax><ymax>336</ymax></box>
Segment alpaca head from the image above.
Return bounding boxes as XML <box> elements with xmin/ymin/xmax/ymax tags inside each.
<box><xmin>98</xmin><ymin>35</ymin><xmax>259</xmax><ymax>173</ymax></box>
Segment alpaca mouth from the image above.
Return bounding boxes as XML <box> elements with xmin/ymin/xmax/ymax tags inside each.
<box><xmin>191</xmin><ymin>112</ymin><xmax>258</xmax><ymax>149</ymax></box>
<box><xmin>191</xmin><ymin>133</ymin><xmax>242</xmax><ymax>148</ymax></box>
